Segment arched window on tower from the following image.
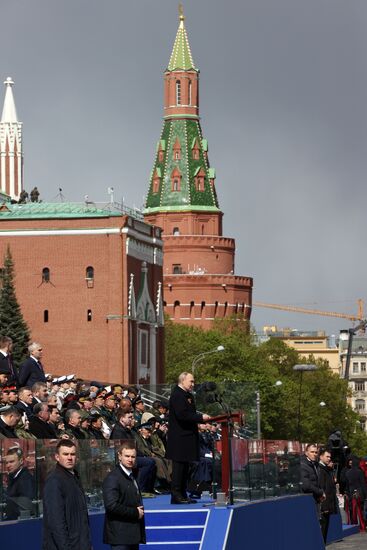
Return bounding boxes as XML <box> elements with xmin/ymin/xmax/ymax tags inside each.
<box><xmin>171</xmin><ymin>167</ymin><xmax>182</xmax><ymax>192</ymax></box>
<box><xmin>188</xmin><ymin>80</ymin><xmax>192</xmax><ymax>105</ymax></box>
<box><xmin>190</xmin><ymin>301</ymin><xmax>195</xmax><ymax>318</ymax></box>
<box><xmin>173</xmin><ymin>227</ymin><xmax>180</xmax><ymax>235</ymax></box>
<box><xmin>192</xmin><ymin>139</ymin><xmax>200</xmax><ymax>160</ymax></box>
<box><xmin>174</xmin><ymin>300</ymin><xmax>180</xmax><ymax>319</ymax></box>
<box><xmin>152</xmin><ymin>168</ymin><xmax>161</xmax><ymax>193</ymax></box>
<box><xmin>173</xmin><ymin>138</ymin><xmax>181</xmax><ymax>161</ymax></box>
<box><xmin>157</xmin><ymin>140</ymin><xmax>165</xmax><ymax>162</ymax></box>
<box><xmin>194</xmin><ymin>167</ymin><xmax>206</xmax><ymax>192</ymax></box>
<box><xmin>86</xmin><ymin>266</ymin><xmax>94</xmax><ymax>288</ymax></box>
<box><xmin>224</xmin><ymin>302</ymin><xmax>228</xmax><ymax>317</ymax></box>
<box><xmin>201</xmin><ymin>301</ymin><xmax>205</xmax><ymax>318</ymax></box>
<box><xmin>42</xmin><ymin>267</ymin><xmax>50</xmax><ymax>283</ymax></box>
<box><xmin>176</xmin><ymin>80</ymin><xmax>181</xmax><ymax>105</ymax></box>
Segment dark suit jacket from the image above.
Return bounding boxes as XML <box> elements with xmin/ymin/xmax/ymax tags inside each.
<box><xmin>318</xmin><ymin>463</ymin><xmax>338</xmax><ymax>514</ymax></box>
<box><xmin>15</xmin><ymin>400</ymin><xmax>34</xmax><ymax>420</ymax></box>
<box><xmin>110</xmin><ymin>423</ymin><xmax>135</xmax><ymax>441</ymax></box>
<box><xmin>102</xmin><ymin>465</ymin><xmax>146</xmax><ymax>545</ymax></box>
<box><xmin>29</xmin><ymin>416</ymin><xmax>58</xmax><ymax>439</ymax></box>
<box><xmin>5</xmin><ymin>467</ymin><xmax>35</xmax><ymax>519</ymax></box>
<box><xmin>345</xmin><ymin>465</ymin><xmax>367</xmax><ymax>499</ymax></box>
<box><xmin>0</xmin><ymin>352</ymin><xmax>19</xmax><ymax>387</ymax></box>
<box><xmin>19</xmin><ymin>357</ymin><xmax>46</xmax><ymax>387</ymax></box>
<box><xmin>42</xmin><ymin>464</ymin><xmax>92</xmax><ymax>550</ymax></box>
<box><xmin>300</xmin><ymin>455</ymin><xmax>324</xmax><ymax>502</ymax></box>
<box><xmin>0</xmin><ymin>416</ymin><xmax>17</xmax><ymax>437</ymax></box>
<box><xmin>166</xmin><ymin>384</ymin><xmax>203</xmax><ymax>462</ymax></box>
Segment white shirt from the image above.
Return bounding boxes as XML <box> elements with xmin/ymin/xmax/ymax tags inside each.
<box><xmin>119</xmin><ymin>463</ymin><xmax>133</xmax><ymax>477</ymax></box>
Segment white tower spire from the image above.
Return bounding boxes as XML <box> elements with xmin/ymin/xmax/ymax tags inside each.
<box><xmin>1</xmin><ymin>77</ymin><xmax>18</xmax><ymax>122</ymax></box>
<box><xmin>0</xmin><ymin>77</ymin><xmax>23</xmax><ymax>199</ymax></box>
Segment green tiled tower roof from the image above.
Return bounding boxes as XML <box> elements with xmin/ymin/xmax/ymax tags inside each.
<box><xmin>167</xmin><ymin>11</ymin><xmax>197</xmax><ymax>72</ymax></box>
<box><xmin>144</xmin><ymin>10</ymin><xmax>220</xmax><ymax>214</ymax></box>
<box><xmin>144</xmin><ymin>118</ymin><xmax>219</xmax><ymax>213</ymax></box>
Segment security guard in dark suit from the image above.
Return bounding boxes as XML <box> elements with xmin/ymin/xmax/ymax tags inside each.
<box><xmin>166</xmin><ymin>372</ymin><xmax>211</xmax><ymax>504</ymax></box>
<box><xmin>102</xmin><ymin>441</ymin><xmax>146</xmax><ymax>550</ymax></box>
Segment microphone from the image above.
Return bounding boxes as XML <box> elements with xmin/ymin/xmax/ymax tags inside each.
<box><xmin>195</xmin><ymin>381</ymin><xmax>217</xmax><ymax>394</ymax></box>
<box><xmin>201</xmin><ymin>381</ymin><xmax>217</xmax><ymax>392</ymax></box>
<box><xmin>205</xmin><ymin>393</ymin><xmax>217</xmax><ymax>404</ymax></box>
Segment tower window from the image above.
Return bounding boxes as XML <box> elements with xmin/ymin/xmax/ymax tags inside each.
<box><xmin>174</xmin><ymin>300</ymin><xmax>180</xmax><ymax>319</ymax></box>
<box><xmin>173</xmin><ymin>227</ymin><xmax>180</xmax><ymax>235</ymax></box>
<box><xmin>190</xmin><ymin>301</ymin><xmax>195</xmax><ymax>317</ymax></box>
<box><xmin>196</xmin><ymin>177</ymin><xmax>204</xmax><ymax>191</ymax></box>
<box><xmin>42</xmin><ymin>267</ymin><xmax>50</xmax><ymax>283</ymax></box>
<box><xmin>188</xmin><ymin>80</ymin><xmax>192</xmax><ymax>105</ymax></box>
<box><xmin>176</xmin><ymin>80</ymin><xmax>181</xmax><ymax>105</ymax></box>
<box><xmin>173</xmin><ymin>138</ymin><xmax>181</xmax><ymax>160</ymax></box>
<box><xmin>44</xmin><ymin>310</ymin><xmax>49</xmax><ymax>323</ymax></box>
<box><xmin>171</xmin><ymin>167</ymin><xmax>181</xmax><ymax>191</ymax></box>
<box><xmin>87</xmin><ymin>309</ymin><xmax>92</xmax><ymax>322</ymax></box>
<box><xmin>153</xmin><ymin>177</ymin><xmax>160</xmax><ymax>193</ymax></box>
<box><xmin>173</xmin><ymin>264</ymin><xmax>182</xmax><ymax>274</ymax></box>
<box><xmin>86</xmin><ymin>266</ymin><xmax>94</xmax><ymax>288</ymax></box>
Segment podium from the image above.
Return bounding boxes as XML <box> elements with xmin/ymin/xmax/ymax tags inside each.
<box><xmin>210</xmin><ymin>412</ymin><xmax>243</xmax><ymax>499</ymax></box>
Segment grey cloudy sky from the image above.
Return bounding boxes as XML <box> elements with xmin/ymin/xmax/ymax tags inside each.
<box><xmin>1</xmin><ymin>0</ymin><xmax>367</xmax><ymax>335</ymax></box>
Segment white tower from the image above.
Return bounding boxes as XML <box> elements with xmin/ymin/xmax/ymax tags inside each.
<box><xmin>0</xmin><ymin>78</ymin><xmax>23</xmax><ymax>200</ymax></box>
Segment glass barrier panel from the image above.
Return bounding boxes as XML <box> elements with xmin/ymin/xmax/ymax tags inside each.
<box><xmin>34</xmin><ymin>439</ymin><xmax>135</xmax><ymax>516</ymax></box>
<box><xmin>1</xmin><ymin>439</ymin><xmax>37</xmax><ymax>520</ymax></box>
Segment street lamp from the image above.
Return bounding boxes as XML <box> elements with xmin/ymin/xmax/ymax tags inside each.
<box><xmin>192</xmin><ymin>345</ymin><xmax>225</xmax><ymax>373</ymax></box>
<box><xmin>256</xmin><ymin>380</ymin><xmax>282</xmax><ymax>439</ymax></box>
<box><xmin>293</xmin><ymin>364</ymin><xmax>317</xmax><ymax>441</ymax></box>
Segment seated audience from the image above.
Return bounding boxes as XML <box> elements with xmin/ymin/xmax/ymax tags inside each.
<box><xmin>3</xmin><ymin>447</ymin><xmax>35</xmax><ymax>519</ymax></box>
<box><xmin>28</xmin><ymin>403</ymin><xmax>57</xmax><ymax>438</ymax></box>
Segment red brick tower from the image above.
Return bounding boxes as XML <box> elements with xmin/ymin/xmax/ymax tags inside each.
<box><xmin>144</xmin><ymin>10</ymin><xmax>253</xmax><ymax>328</ymax></box>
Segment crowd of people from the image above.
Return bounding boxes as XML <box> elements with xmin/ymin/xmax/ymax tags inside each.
<box><xmin>2</xmin><ymin>337</ymin><xmax>367</xmax><ymax>548</ymax></box>
<box><xmin>0</xmin><ymin>339</ymin><xmax>217</xmax><ymax>502</ymax></box>
<box><xmin>301</xmin><ymin>443</ymin><xmax>367</xmax><ymax>542</ymax></box>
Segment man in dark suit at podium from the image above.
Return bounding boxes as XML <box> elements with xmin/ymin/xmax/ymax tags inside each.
<box><xmin>19</xmin><ymin>342</ymin><xmax>46</xmax><ymax>388</ymax></box>
<box><xmin>167</xmin><ymin>372</ymin><xmax>211</xmax><ymax>504</ymax></box>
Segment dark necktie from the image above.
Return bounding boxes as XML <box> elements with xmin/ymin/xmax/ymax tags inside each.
<box><xmin>129</xmin><ymin>473</ymin><xmax>142</xmax><ymax>504</ymax></box>
<box><xmin>37</xmin><ymin>360</ymin><xmax>44</xmax><ymax>373</ymax></box>
<box><xmin>7</xmin><ymin>356</ymin><xmax>14</xmax><ymax>377</ymax></box>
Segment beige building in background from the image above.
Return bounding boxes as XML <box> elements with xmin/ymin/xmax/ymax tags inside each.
<box><xmin>263</xmin><ymin>327</ymin><xmax>340</xmax><ymax>374</ymax></box>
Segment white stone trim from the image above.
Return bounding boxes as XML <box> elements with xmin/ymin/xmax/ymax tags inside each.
<box><xmin>0</xmin><ymin>226</ymin><xmax>163</xmax><ymax>247</ymax></box>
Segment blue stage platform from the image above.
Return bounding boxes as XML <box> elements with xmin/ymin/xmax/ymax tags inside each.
<box><xmin>0</xmin><ymin>494</ymin><xmax>357</xmax><ymax>549</ymax></box>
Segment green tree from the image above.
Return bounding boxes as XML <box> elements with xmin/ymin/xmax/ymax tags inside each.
<box><xmin>164</xmin><ymin>317</ymin><xmax>367</xmax><ymax>454</ymax></box>
<box><xmin>0</xmin><ymin>246</ymin><xmax>30</xmax><ymax>365</ymax></box>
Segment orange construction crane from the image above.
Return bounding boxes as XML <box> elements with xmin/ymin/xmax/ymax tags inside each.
<box><xmin>253</xmin><ymin>298</ymin><xmax>364</xmax><ymax>322</ymax></box>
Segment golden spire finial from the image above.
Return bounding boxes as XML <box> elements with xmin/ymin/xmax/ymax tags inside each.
<box><xmin>179</xmin><ymin>3</ymin><xmax>185</xmax><ymax>22</ymax></box>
